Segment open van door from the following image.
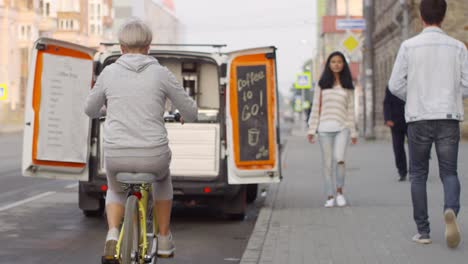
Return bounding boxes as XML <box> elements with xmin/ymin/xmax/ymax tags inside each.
<box><xmin>22</xmin><ymin>38</ymin><xmax>96</xmax><ymax>181</ymax></box>
<box><xmin>226</xmin><ymin>47</ymin><xmax>281</xmax><ymax>184</ymax></box>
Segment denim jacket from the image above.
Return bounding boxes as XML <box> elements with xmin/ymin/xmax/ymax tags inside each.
<box><xmin>389</xmin><ymin>27</ymin><xmax>468</xmax><ymax>123</ymax></box>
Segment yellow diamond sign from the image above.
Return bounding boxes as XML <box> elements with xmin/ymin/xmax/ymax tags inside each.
<box><xmin>0</xmin><ymin>84</ymin><xmax>7</xmax><ymax>101</ymax></box>
<box><xmin>341</xmin><ymin>34</ymin><xmax>360</xmax><ymax>54</ymax></box>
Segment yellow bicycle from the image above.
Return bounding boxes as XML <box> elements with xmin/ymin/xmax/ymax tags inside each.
<box><xmin>102</xmin><ymin>172</ymin><xmax>159</xmax><ymax>264</ymax></box>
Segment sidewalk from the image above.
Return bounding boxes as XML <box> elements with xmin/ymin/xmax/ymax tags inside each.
<box><xmin>0</xmin><ymin>123</ymin><xmax>23</xmax><ymax>134</ymax></box>
<box><xmin>241</xmin><ymin>126</ymin><xmax>468</xmax><ymax>264</ymax></box>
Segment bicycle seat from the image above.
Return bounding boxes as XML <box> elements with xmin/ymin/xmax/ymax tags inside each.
<box><xmin>116</xmin><ymin>172</ymin><xmax>158</xmax><ymax>184</ymax></box>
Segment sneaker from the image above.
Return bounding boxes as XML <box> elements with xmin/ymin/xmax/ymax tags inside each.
<box><xmin>324</xmin><ymin>198</ymin><xmax>335</xmax><ymax>208</ymax></box>
<box><xmin>444</xmin><ymin>209</ymin><xmax>461</xmax><ymax>248</ymax></box>
<box><xmin>336</xmin><ymin>194</ymin><xmax>347</xmax><ymax>207</ymax></box>
<box><xmin>398</xmin><ymin>175</ymin><xmax>406</xmax><ymax>182</ymax></box>
<box><xmin>103</xmin><ymin>239</ymin><xmax>117</xmax><ymax>257</ymax></box>
<box><xmin>157</xmin><ymin>233</ymin><xmax>175</xmax><ymax>258</ymax></box>
<box><xmin>412</xmin><ymin>233</ymin><xmax>432</xmax><ymax>244</ymax></box>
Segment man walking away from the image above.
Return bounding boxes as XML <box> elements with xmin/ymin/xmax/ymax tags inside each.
<box><xmin>384</xmin><ymin>85</ymin><xmax>407</xmax><ymax>182</ymax></box>
<box><xmin>389</xmin><ymin>0</ymin><xmax>468</xmax><ymax>248</ymax></box>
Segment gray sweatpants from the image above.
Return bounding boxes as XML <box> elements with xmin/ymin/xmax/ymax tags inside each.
<box><xmin>104</xmin><ymin>151</ymin><xmax>173</xmax><ymax>206</ymax></box>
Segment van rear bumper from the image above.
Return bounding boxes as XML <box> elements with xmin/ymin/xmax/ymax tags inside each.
<box><xmin>172</xmin><ymin>181</ymin><xmax>241</xmax><ymax>198</ymax></box>
<box><xmin>80</xmin><ymin>180</ymin><xmax>107</xmax><ymax>194</ymax></box>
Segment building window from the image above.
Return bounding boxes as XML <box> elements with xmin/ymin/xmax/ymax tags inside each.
<box><xmin>46</xmin><ymin>2</ymin><xmax>50</xmax><ymax>16</ymax></box>
<box><xmin>25</xmin><ymin>25</ymin><xmax>31</xmax><ymax>39</ymax></box>
<box><xmin>90</xmin><ymin>3</ymin><xmax>95</xmax><ymax>19</ymax></box>
<box><xmin>98</xmin><ymin>25</ymin><xmax>101</xmax><ymax>35</ymax></box>
<box><xmin>70</xmin><ymin>20</ymin><xmax>74</xmax><ymax>30</ymax></box>
<box><xmin>20</xmin><ymin>25</ymin><xmax>25</xmax><ymax>39</ymax></box>
<box><xmin>90</xmin><ymin>24</ymin><xmax>95</xmax><ymax>34</ymax></box>
<box><xmin>27</xmin><ymin>0</ymin><xmax>33</xmax><ymax>10</ymax></box>
<box><xmin>97</xmin><ymin>4</ymin><xmax>101</xmax><ymax>19</ymax></box>
<box><xmin>39</xmin><ymin>0</ymin><xmax>43</xmax><ymax>14</ymax></box>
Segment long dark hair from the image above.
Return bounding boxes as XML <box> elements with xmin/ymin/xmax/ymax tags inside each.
<box><xmin>318</xmin><ymin>51</ymin><xmax>354</xmax><ymax>90</ymax></box>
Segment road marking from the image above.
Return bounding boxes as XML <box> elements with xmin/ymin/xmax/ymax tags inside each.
<box><xmin>0</xmin><ymin>191</ymin><xmax>56</xmax><ymax>212</ymax></box>
<box><xmin>65</xmin><ymin>183</ymin><xmax>79</xmax><ymax>189</ymax></box>
<box><xmin>224</xmin><ymin>258</ymin><xmax>240</xmax><ymax>262</ymax></box>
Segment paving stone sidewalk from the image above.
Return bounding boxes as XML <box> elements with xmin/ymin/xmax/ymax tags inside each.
<box><xmin>241</xmin><ymin>130</ymin><xmax>468</xmax><ymax>264</ymax></box>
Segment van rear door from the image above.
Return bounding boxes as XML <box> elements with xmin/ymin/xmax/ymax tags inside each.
<box><xmin>225</xmin><ymin>47</ymin><xmax>281</xmax><ymax>184</ymax></box>
<box><xmin>22</xmin><ymin>38</ymin><xmax>96</xmax><ymax>181</ymax></box>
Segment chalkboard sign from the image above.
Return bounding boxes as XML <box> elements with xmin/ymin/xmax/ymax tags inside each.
<box><xmin>236</xmin><ymin>65</ymin><xmax>270</xmax><ymax>161</ymax></box>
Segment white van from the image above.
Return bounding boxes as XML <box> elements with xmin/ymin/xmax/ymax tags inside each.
<box><xmin>22</xmin><ymin>38</ymin><xmax>281</xmax><ymax>219</ymax></box>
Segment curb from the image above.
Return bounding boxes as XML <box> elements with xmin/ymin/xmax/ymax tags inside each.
<box><xmin>239</xmin><ymin>135</ymin><xmax>290</xmax><ymax>264</ymax></box>
<box><xmin>239</xmin><ymin>183</ymin><xmax>279</xmax><ymax>264</ymax></box>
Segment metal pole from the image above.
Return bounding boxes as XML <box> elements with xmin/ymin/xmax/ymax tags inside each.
<box><xmin>363</xmin><ymin>0</ymin><xmax>375</xmax><ymax>138</ymax></box>
<box><xmin>301</xmin><ymin>88</ymin><xmax>306</xmax><ymax>129</ymax></box>
<box><xmin>346</xmin><ymin>0</ymin><xmax>350</xmax><ymax>19</ymax></box>
<box><xmin>401</xmin><ymin>0</ymin><xmax>409</xmax><ymax>40</ymax></box>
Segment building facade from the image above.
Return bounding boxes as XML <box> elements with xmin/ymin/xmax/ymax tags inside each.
<box><xmin>1</xmin><ymin>0</ymin><xmax>32</xmax><ymax>127</ymax></box>
<box><xmin>371</xmin><ymin>0</ymin><xmax>468</xmax><ymax>138</ymax></box>
<box><xmin>112</xmin><ymin>0</ymin><xmax>181</xmax><ymax>44</ymax></box>
<box><xmin>0</xmin><ymin>0</ymin><xmax>113</xmax><ymax>131</ymax></box>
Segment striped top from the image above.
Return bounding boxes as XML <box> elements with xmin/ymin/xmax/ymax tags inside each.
<box><xmin>307</xmin><ymin>85</ymin><xmax>357</xmax><ymax>137</ymax></box>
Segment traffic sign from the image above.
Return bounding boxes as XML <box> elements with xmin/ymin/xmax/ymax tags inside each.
<box><xmin>341</xmin><ymin>33</ymin><xmax>361</xmax><ymax>55</ymax></box>
<box><xmin>336</xmin><ymin>19</ymin><xmax>366</xmax><ymax>30</ymax></box>
<box><xmin>294</xmin><ymin>72</ymin><xmax>311</xmax><ymax>89</ymax></box>
<box><xmin>0</xmin><ymin>84</ymin><xmax>7</xmax><ymax>101</ymax></box>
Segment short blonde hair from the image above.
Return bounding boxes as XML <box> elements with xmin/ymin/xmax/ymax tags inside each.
<box><xmin>118</xmin><ymin>18</ymin><xmax>152</xmax><ymax>49</ymax></box>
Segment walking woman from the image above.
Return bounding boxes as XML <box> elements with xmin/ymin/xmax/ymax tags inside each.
<box><xmin>307</xmin><ymin>51</ymin><xmax>357</xmax><ymax>208</ymax></box>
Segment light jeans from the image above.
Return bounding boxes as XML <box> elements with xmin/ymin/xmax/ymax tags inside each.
<box><xmin>318</xmin><ymin>129</ymin><xmax>350</xmax><ymax>197</ymax></box>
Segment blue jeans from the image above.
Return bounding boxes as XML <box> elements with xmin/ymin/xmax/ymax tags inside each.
<box><xmin>408</xmin><ymin>120</ymin><xmax>460</xmax><ymax>235</ymax></box>
<box><xmin>318</xmin><ymin>129</ymin><xmax>350</xmax><ymax>197</ymax></box>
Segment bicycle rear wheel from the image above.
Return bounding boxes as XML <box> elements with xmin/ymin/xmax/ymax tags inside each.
<box><xmin>146</xmin><ymin>195</ymin><xmax>158</xmax><ymax>264</ymax></box>
<box><xmin>121</xmin><ymin>195</ymin><xmax>140</xmax><ymax>264</ymax></box>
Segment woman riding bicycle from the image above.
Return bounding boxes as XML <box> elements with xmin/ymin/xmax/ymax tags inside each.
<box><xmin>84</xmin><ymin>18</ymin><xmax>197</xmax><ymax>258</ymax></box>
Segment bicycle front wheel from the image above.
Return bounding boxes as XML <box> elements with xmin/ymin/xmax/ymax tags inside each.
<box><xmin>121</xmin><ymin>195</ymin><xmax>140</xmax><ymax>264</ymax></box>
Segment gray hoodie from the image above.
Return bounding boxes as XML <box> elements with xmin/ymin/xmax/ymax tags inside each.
<box><xmin>84</xmin><ymin>53</ymin><xmax>198</xmax><ymax>157</ymax></box>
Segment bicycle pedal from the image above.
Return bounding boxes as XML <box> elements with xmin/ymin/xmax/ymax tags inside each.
<box><xmin>101</xmin><ymin>256</ymin><xmax>119</xmax><ymax>264</ymax></box>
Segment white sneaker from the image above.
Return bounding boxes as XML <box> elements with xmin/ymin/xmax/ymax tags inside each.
<box><xmin>157</xmin><ymin>233</ymin><xmax>175</xmax><ymax>258</ymax></box>
<box><xmin>336</xmin><ymin>194</ymin><xmax>347</xmax><ymax>207</ymax></box>
<box><xmin>444</xmin><ymin>209</ymin><xmax>461</xmax><ymax>248</ymax></box>
<box><xmin>324</xmin><ymin>198</ymin><xmax>335</xmax><ymax>208</ymax></box>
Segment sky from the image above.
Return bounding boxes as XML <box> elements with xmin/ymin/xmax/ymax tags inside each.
<box><xmin>172</xmin><ymin>0</ymin><xmax>318</xmax><ymax>95</ymax></box>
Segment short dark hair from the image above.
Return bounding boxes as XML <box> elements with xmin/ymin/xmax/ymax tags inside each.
<box><xmin>419</xmin><ymin>0</ymin><xmax>447</xmax><ymax>25</ymax></box>
<box><xmin>318</xmin><ymin>51</ymin><xmax>354</xmax><ymax>90</ymax></box>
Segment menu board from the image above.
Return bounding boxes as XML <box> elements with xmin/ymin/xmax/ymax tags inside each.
<box><xmin>236</xmin><ymin>65</ymin><xmax>270</xmax><ymax>161</ymax></box>
<box><xmin>36</xmin><ymin>53</ymin><xmax>92</xmax><ymax>163</ymax></box>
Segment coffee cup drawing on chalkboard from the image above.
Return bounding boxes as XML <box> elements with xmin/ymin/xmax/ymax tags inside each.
<box><xmin>256</xmin><ymin>146</ymin><xmax>269</xmax><ymax>160</ymax></box>
<box><xmin>248</xmin><ymin>128</ymin><xmax>260</xmax><ymax>146</ymax></box>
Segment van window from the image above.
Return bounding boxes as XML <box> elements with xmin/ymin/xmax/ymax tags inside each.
<box><xmin>98</xmin><ymin>53</ymin><xmax>220</xmax><ymax>122</ymax></box>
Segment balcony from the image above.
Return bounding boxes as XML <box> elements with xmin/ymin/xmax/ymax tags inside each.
<box><xmin>38</xmin><ymin>16</ymin><xmax>56</xmax><ymax>32</ymax></box>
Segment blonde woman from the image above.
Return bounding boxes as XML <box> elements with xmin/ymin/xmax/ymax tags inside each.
<box><xmin>307</xmin><ymin>51</ymin><xmax>357</xmax><ymax>208</ymax></box>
